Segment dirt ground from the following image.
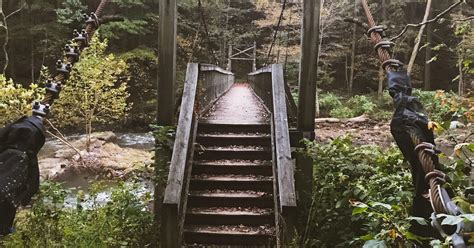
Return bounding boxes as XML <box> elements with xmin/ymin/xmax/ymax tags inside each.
<box><xmin>314</xmin><ymin>117</ymin><xmax>393</xmax><ymax>147</ymax></box>
<box><xmin>314</xmin><ymin>117</ymin><xmax>473</xmax><ymax>152</ymax></box>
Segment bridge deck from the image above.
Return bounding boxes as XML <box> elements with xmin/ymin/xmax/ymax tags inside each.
<box><xmin>202</xmin><ymin>83</ymin><xmax>270</xmax><ymax>124</ymax></box>
<box><xmin>184</xmin><ymin>83</ymin><xmax>276</xmax><ymax>247</ymax></box>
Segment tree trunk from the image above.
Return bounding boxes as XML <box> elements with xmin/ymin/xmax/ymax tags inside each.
<box><xmin>407</xmin><ymin>0</ymin><xmax>432</xmax><ymax>76</ymax></box>
<box><xmin>348</xmin><ymin>0</ymin><xmax>357</xmax><ymax>93</ymax></box>
<box><xmin>424</xmin><ymin>21</ymin><xmax>432</xmax><ymax>90</ymax></box>
<box><xmin>458</xmin><ymin>58</ymin><xmax>464</xmax><ymax>96</ymax></box>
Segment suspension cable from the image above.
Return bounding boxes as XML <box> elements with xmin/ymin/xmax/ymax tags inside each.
<box><xmin>265</xmin><ymin>0</ymin><xmax>287</xmax><ymax>65</ymax></box>
<box><xmin>197</xmin><ymin>0</ymin><xmax>218</xmax><ymax>65</ymax></box>
<box><xmin>37</xmin><ymin>0</ymin><xmax>111</xmax><ymax>113</ymax></box>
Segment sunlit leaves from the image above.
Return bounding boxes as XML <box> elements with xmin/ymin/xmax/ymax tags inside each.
<box><xmin>0</xmin><ymin>75</ymin><xmax>44</xmax><ymax>126</ymax></box>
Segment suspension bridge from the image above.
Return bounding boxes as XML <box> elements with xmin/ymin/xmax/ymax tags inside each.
<box><xmin>1</xmin><ymin>0</ymin><xmax>468</xmax><ymax>247</ymax></box>
<box><xmin>157</xmin><ymin>0</ymin><xmax>320</xmax><ymax>246</ymax></box>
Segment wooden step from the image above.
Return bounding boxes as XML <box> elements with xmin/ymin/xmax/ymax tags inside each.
<box><xmin>190</xmin><ymin>175</ymin><xmax>273</xmax><ymax>191</ymax></box>
<box><xmin>187</xmin><ymin>190</ymin><xmax>274</xmax><ymax>208</ymax></box>
<box><xmin>198</xmin><ymin>121</ymin><xmax>271</xmax><ymax>134</ymax></box>
<box><xmin>185</xmin><ymin>207</ymin><xmax>274</xmax><ymax>226</ymax></box>
<box><xmin>196</xmin><ymin>133</ymin><xmax>271</xmax><ymax>146</ymax></box>
<box><xmin>184</xmin><ymin>225</ymin><xmax>275</xmax><ymax>246</ymax></box>
<box><xmin>193</xmin><ymin>160</ymin><xmax>273</xmax><ymax>176</ymax></box>
<box><xmin>194</xmin><ymin>147</ymin><xmax>272</xmax><ymax>160</ymax></box>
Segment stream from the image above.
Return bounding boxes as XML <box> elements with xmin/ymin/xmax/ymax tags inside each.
<box><xmin>39</xmin><ymin>132</ymin><xmax>155</xmax><ymax>208</ymax></box>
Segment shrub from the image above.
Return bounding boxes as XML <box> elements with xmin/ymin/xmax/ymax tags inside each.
<box><xmin>52</xmin><ymin>35</ymin><xmax>130</xmax><ymax>147</ymax></box>
<box><xmin>319</xmin><ymin>92</ymin><xmax>342</xmax><ymax>111</ymax></box>
<box><xmin>0</xmin><ymin>75</ymin><xmax>44</xmax><ymax>126</ymax></box>
<box><xmin>348</xmin><ymin>95</ymin><xmax>377</xmax><ymax>116</ymax></box>
<box><xmin>412</xmin><ymin>90</ymin><xmax>470</xmax><ymax>124</ymax></box>
<box><xmin>296</xmin><ymin>137</ymin><xmax>414</xmax><ymax>247</ymax></box>
<box><xmin>1</xmin><ymin>181</ymin><xmax>154</xmax><ymax>247</ymax></box>
<box><xmin>329</xmin><ymin>106</ymin><xmax>355</xmax><ymax>118</ymax></box>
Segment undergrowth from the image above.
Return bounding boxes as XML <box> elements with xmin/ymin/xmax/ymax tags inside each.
<box><xmin>1</xmin><ymin>181</ymin><xmax>154</xmax><ymax>247</ymax></box>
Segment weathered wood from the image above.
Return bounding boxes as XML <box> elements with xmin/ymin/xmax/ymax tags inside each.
<box><xmin>271</xmin><ymin>64</ymin><xmax>296</xmax><ymax>211</ymax></box>
<box><xmin>198</xmin><ymin>65</ymin><xmax>235</xmax><ymax>115</ymax></box>
<box><xmin>157</xmin><ymin>0</ymin><xmax>177</xmax><ymax>126</ymax></box>
<box><xmin>162</xmin><ymin>63</ymin><xmax>199</xmax><ymax>247</ymax></box>
<box><xmin>164</xmin><ymin>63</ymin><xmax>199</xmax><ymax>206</ymax></box>
<box><xmin>271</xmin><ymin>64</ymin><xmax>296</xmax><ymax>244</ymax></box>
<box><xmin>297</xmin><ymin>0</ymin><xmax>321</xmax><ymax>132</ymax></box>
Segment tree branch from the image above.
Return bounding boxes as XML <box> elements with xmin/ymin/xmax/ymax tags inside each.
<box><xmin>343</xmin><ymin>17</ymin><xmax>369</xmax><ymax>31</ymax></box>
<box><xmin>390</xmin><ymin>0</ymin><xmax>464</xmax><ymax>41</ymax></box>
<box><xmin>5</xmin><ymin>3</ymin><xmax>26</xmax><ymax>20</ymax></box>
<box><xmin>453</xmin><ymin>16</ymin><xmax>474</xmax><ymax>22</ymax></box>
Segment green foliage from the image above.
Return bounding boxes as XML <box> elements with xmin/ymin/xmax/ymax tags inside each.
<box><xmin>1</xmin><ymin>181</ymin><xmax>154</xmax><ymax>247</ymax></box>
<box><xmin>412</xmin><ymin>90</ymin><xmax>470</xmax><ymax>123</ymax></box>
<box><xmin>52</xmin><ymin>36</ymin><xmax>129</xmax><ymax>145</ymax></box>
<box><xmin>0</xmin><ymin>75</ymin><xmax>44</xmax><ymax>126</ymax></box>
<box><xmin>119</xmin><ymin>48</ymin><xmax>157</xmax><ymax>127</ymax></box>
<box><xmin>329</xmin><ymin>106</ymin><xmax>355</xmax><ymax>119</ymax></box>
<box><xmin>319</xmin><ymin>92</ymin><xmax>342</xmax><ymax>111</ymax></box>
<box><xmin>326</xmin><ymin>94</ymin><xmax>377</xmax><ymax>119</ymax></box>
<box><xmin>55</xmin><ymin>0</ymin><xmax>87</xmax><ymax>26</ymax></box>
<box><xmin>297</xmin><ymin>137</ymin><xmax>413</xmax><ymax>247</ymax></box>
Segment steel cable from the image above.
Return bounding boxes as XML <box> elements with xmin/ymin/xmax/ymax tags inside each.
<box><xmin>265</xmin><ymin>0</ymin><xmax>287</xmax><ymax>65</ymax></box>
<box><xmin>40</xmin><ymin>0</ymin><xmax>111</xmax><ymax>107</ymax></box>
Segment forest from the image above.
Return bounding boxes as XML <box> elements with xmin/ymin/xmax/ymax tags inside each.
<box><xmin>0</xmin><ymin>0</ymin><xmax>472</xmax><ymax>247</ymax></box>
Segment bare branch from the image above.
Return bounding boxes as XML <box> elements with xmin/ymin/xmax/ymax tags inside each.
<box><xmin>390</xmin><ymin>0</ymin><xmax>464</xmax><ymax>41</ymax></box>
<box><xmin>453</xmin><ymin>16</ymin><xmax>474</xmax><ymax>22</ymax></box>
<box><xmin>343</xmin><ymin>17</ymin><xmax>369</xmax><ymax>31</ymax></box>
<box><xmin>5</xmin><ymin>3</ymin><xmax>26</xmax><ymax>20</ymax></box>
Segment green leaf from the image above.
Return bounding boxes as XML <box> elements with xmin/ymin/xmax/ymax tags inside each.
<box><xmin>407</xmin><ymin>216</ymin><xmax>429</xmax><ymax>226</ymax></box>
<box><xmin>352</xmin><ymin>202</ymin><xmax>369</xmax><ymax>215</ymax></box>
<box><xmin>363</xmin><ymin>239</ymin><xmax>388</xmax><ymax>248</ymax></box>
<box><xmin>370</xmin><ymin>202</ymin><xmax>392</xmax><ymax>210</ymax></box>
<box><xmin>440</xmin><ymin>215</ymin><xmax>463</xmax><ymax>226</ymax></box>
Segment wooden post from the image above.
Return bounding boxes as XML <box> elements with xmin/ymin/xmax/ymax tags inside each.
<box><xmin>252</xmin><ymin>41</ymin><xmax>257</xmax><ymax>71</ymax></box>
<box><xmin>157</xmin><ymin>0</ymin><xmax>177</xmax><ymax>126</ymax></box>
<box><xmin>295</xmin><ymin>0</ymin><xmax>320</xmax><ymax>232</ymax></box>
<box><xmin>227</xmin><ymin>44</ymin><xmax>232</xmax><ymax>71</ymax></box>
<box><xmin>156</xmin><ymin>0</ymin><xmax>177</xmax><ymax>246</ymax></box>
<box><xmin>297</xmin><ymin>0</ymin><xmax>320</xmax><ymax>132</ymax></box>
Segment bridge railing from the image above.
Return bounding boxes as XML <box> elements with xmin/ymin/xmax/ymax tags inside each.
<box><xmin>248</xmin><ymin>64</ymin><xmax>297</xmax><ymax>244</ymax></box>
<box><xmin>162</xmin><ymin>63</ymin><xmax>234</xmax><ymax>247</ymax></box>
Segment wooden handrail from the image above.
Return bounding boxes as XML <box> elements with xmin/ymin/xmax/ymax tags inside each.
<box><xmin>163</xmin><ymin>62</ymin><xmax>199</xmax><ymax>207</ymax></box>
<box><xmin>248</xmin><ymin>64</ymin><xmax>296</xmax><ymax>244</ymax></box>
<box><xmin>271</xmin><ymin>64</ymin><xmax>296</xmax><ymax>212</ymax></box>
<box><xmin>162</xmin><ymin>63</ymin><xmax>199</xmax><ymax>247</ymax></box>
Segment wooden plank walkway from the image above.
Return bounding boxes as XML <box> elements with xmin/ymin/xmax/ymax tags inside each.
<box><xmin>184</xmin><ymin>83</ymin><xmax>276</xmax><ymax>247</ymax></box>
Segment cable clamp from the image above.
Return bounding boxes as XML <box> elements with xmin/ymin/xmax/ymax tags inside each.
<box><xmin>374</xmin><ymin>40</ymin><xmax>395</xmax><ymax>52</ymax></box>
<box><xmin>64</xmin><ymin>44</ymin><xmax>80</xmax><ymax>62</ymax></box>
<box><xmin>73</xmin><ymin>29</ymin><xmax>89</xmax><ymax>47</ymax></box>
<box><xmin>32</xmin><ymin>101</ymin><xmax>50</xmax><ymax>117</ymax></box>
<box><xmin>44</xmin><ymin>79</ymin><xmax>62</xmax><ymax>98</ymax></box>
<box><xmin>381</xmin><ymin>59</ymin><xmax>404</xmax><ymax>71</ymax></box>
<box><xmin>84</xmin><ymin>12</ymin><xmax>99</xmax><ymax>28</ymax></box>
<box><xmin>367</xmin><ymin>25</ymin><xmax>387</xmax><ymax>38</ymax></box>
<box><xmin>56</xmin><ymin>60</ymin><xmax>72</xmax><ymax>77</ymax></box>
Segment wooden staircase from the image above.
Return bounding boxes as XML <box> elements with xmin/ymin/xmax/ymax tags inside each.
<box><xmin>183</xmin><ymin>85</ymin><xmax>277</xmax><ymax>247</ymax></box>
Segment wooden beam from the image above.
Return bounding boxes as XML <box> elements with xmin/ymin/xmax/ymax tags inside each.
<box><xmin>297</xmin><ymin>0</ymin><xmax>321</xmax><ymax>132</ymax></box>
<box><xmin>162</xmin><ymin>63</ymin><xmax>199</xmax><ymax>247</ymax></box>
<box><xmin>157</xmin><ymin>0</ymin><xmax>177</xmax><ymax>126</ymax></box>
<box><xmin>271</xmin><ymin>64</ymin><xmax>296</xmax><ymax>243</ymax></box>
